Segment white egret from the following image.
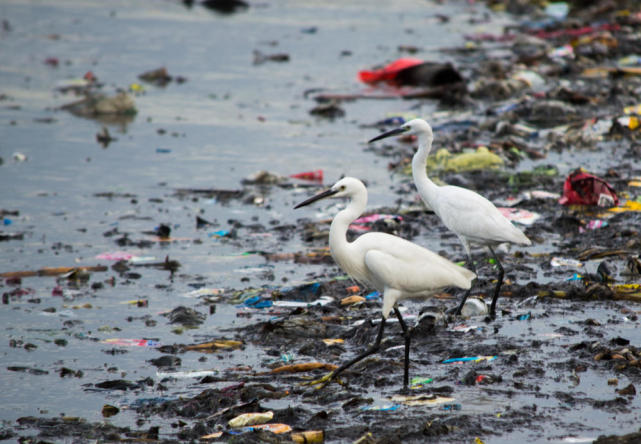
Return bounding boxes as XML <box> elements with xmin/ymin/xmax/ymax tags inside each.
<box><xmin>369</xmin><ymin>119</ymin><xmax>531</xmax><ymax>318</ymax></box>
<box><xmin>294</xmin><ymin>177</ymin><xmax>475</xmax><ymax>389</ymax></box>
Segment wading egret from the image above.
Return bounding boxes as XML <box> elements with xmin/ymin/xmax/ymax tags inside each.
<box><xmin>294</xmin><ymin>177</ymin><xmax>475</xmax><ymax>389</ymax></box>
<box><xmin>369</xmin><ymin>119</ymin><xmax>531</xmax><ymax>318</ymax></box>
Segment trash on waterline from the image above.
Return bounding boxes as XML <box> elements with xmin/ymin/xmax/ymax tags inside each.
<box><xmin>559</xmin><ymin>168</ymin><xmax>619</xmax><ymax>207</ymax></box>
<box><xmin>228</xmin><ymin>411</ymin><xmax>273</xmax><ymax>428</ymax></box>
<box><xmin>156</xmin><ymin>369</ymin><xmax>217</xmax><ymax>379</ymax></box>
<box><xmin>291</xmin><ymin>430</ymin><xmax>324</xmax><ymax>444</ymax></box>
<box><xmin>410</xmin><ymin>376</ymin><xmax>433</xmax><ymax>389</ymax></box>
<box><xmin>497</xmin><ymin>207</ymin><xmax>541</xmax><ymax>226</ymax></box>
<box><xmin>550</xmin><ymin>257</ymin><xmax>583</xmax><ymax>268</ymax></box>
<box><xmin>461</xmin><ymin>298</ymin><xmax>488</xmax><ymax>317</ymax></box>
<box><xmin>100</xmin><ymin>338</ymin><xmax>160</xmax><ymax>347</ymax></box>
<box><xmin>266</xmin><ymin>362</ymin><xmax>338</xmax><ymax>375</ymax></box>
<box><xmin>290</xmin><ymin>169</ymin><xmax>323</xmax><ymax>182</ymax></box>
<box><xmin>391</xmin><ymin>394</ymin><xmax>456</xmax><ymax>407</ymax></box>
<box><xmin>442</xmin><ymin>356</ymin><xmax>497</xmax><ymax>364</ymax></box>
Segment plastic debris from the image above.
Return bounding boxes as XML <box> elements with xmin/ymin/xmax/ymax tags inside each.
<box><xmin>360</xmin><ymin>404</ymin><xmax>400</xmax><ymax>412</ymax></box>
<box><xmin>391</xmin><ymin>394</ymin><xmax>456</xmax><ymax>407</ymax></box>
<box><xmin>208</xmin><ymin>229</ymin><xmax>230</xmax><ymax>238</ymax></box>
<box><xmin>183</xmin><ymin>340</ymin><xmax>243</xmax><ymax>351</ymax></box>
<box><xmin>448</xmin><ymin>324</ymin><xmax>480</xmax><ymax>333</ymax></box>
<box><xmin>410</xmin><ymin>377</ymin><xmax>433</xmax><ymax>389</ymax></box>
<box><xmin>156</xmin><ymin>369</ymin><xmax>217</xmax><ymax>379</ymax></box>
<box><xmin>550</xmin><ymin>257</ymin><xmax>583</xmax><ymax>268</ymax></box>
<box><xmin>497</xmin><ymin>207</ymin><xmax>541</xmax><ymax>226</ymax></box>
<box><xmin>228</xmin><ymin>411</ymin><xmax>273</xmax><ymax>428</ymax></box>
<box><xmin>243</xmin><ymin>295</ymin><xmax>273</xmax><ymax>309</ymax></box>
<box><xmin>579</xmin><ymin>219</ymin><xmax>608</xmax><ymax>233</ymax></box>
<box><xmin>272</xmin><ymin>296</ymin><xmax>334</xmax><ymax>307</ymax></box>
<box><xmin>290</xmin><ymin>170</ymin><xmax>323</xmax><ymax>182</ymax></box>
<box><xmin>322</xmin><ymin>338</ymin><xmax>344</xmax><ymax>346</ymax></box>
<box><xmin>559</xmin><ymin>169</ymin><xmax>619</xmax><ymax>207</ymax></box>
<box><xmin>516</xmin><ymin>313</ymin><xmax>531</xmax><ymax>321</ymax></box>
<box><xmin>420</xmin><ymin>146</ymin><xmax>504</xmax><ymax>174</ymax></box>
<box><xmin>608</xmin><ymin>200</ymin><xmax>641</xmax><ymax>213</ymax></box>
<box><xmin>182</xmin><ymin>288</ymin><xmax>223</xmax><ymax>299</ymax></box>
<box><xmin>267</xmin><ymin>362</ymin><xmax>337</xmax><ymax>375</ymax></box>
<box><xmin>358</xmin><ymin>58</ymin><xmax>424</xmax><ymax>84</ymax></box>
<box><xmin>244</xmin><ymin>423</ymin><xmax>291</xmax><ymax>434</ymax></box>
<box><xmin>442</xmin><ymin>403</ymin><xmax>462</xmax><ymax>411</ymax></box>
<box><xmin>442</xmin><ymin>356</ymin><xmax>497</xmax><ymax>364</ymax></box>
<box><xmin>341</xmin><ymin>295</ymin><xmax>365</xmax><ymax>305</ymax></box>
<box><xmin>100</xmin><ymin>338</ymin><xmax>160</xmax><ymax>347</ymax></box>
<box><xmin>291</xmin><ymin>430</ymin><xmax>324</xmax><ymax>444</ymax></box>
<box><xmin>461</xmin><ymin>298</ymin><xmax>488</xmax><ymax>317</ymax></box>
<box><xmin>96</xmin><ymin>251</ymin><xmax>134</xmax><ymax>261</ymax></box>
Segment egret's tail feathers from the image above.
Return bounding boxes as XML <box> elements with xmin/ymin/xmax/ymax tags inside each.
<box><xmin>455</xmin><ymin>266</ymin><xmax>476</xmax><ymax>290</ymax></box>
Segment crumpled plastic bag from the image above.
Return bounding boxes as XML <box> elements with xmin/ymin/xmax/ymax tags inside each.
<box><xmin>558</xmin><ymin>168</ymin><xmax>618</xmax><ymax>207</ymax></box>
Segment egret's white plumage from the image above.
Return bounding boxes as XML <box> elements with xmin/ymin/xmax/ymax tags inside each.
<box><xmin>294</xmin><ymin>176</ymin><xmax>475</xmax><ymax>389</ymax></box>
<box><xmin>369</xmin><ymin>119</ymin><xmax>531</xmax><ymax>317</ymax></box>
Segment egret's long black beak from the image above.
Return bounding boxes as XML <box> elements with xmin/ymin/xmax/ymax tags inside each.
<box><xmin>368</xmin><ymin>126</ymin><xmax>408</xmax><ymax>143</ymax></box>
<box><xmin>294</xmin><ymin>187</ymin><xmax>339</xmax><ymax>209</ymax></box>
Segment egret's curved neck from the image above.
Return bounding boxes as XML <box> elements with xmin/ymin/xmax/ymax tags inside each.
<box><xmin>329</xmin><ymin>191</ymin><xmax>366</xmax><ymax>254</ymax></box>
<box><xmin>412</xmin><ymin>131</ymin><xmax>439</xmax><ymax>207</ymax></box>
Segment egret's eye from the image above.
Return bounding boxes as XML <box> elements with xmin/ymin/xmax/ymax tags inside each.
<box><xmin>340</xmin><ymin>185</ymin><xmax>346</xmax><ymax>191</ymax></box>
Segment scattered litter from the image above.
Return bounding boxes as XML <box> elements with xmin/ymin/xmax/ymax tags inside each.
<box><xmin>156</xmin><ymin>370</ymin><xmax>217</xmax><ymax>379</ymax></box>
<box><xmin>550</xmin><ymin>257</ymin><xmax>583</xmax><ymax>268</ymax></box>
<box><xmin>409</xmin><ymin>377</ymin><xmax>433</xmax><ymax>389</ymax></box>
<box><xmin>266</xmin><ymin>362</ymin><xmax>337</xmax><ymax>375</ymax></box>
<box><xmin>461</xmin><ymin>298</ymin><xmax>488</xmax><ymax>317</ymax></box>
<box><xmin>228</xmin><ymin>411</ymin><xmax>273</xmax><ymax>428</ymax></box>
<box><xmin>100</xmin><ymin>338</ymin><xmax>159</xmax><ymax>347</ymax></box>
<box><xmin>442</xmin><ymin>356</ymin><xmax>497</xmax><ymax>364</ymax></box>
<box><xmin>497</xmin><ymin>208</ymin><xmax>541</xmax><ymax>226</ymax></box>
<box><xmin>360</xmin><ymin>404</ymin><xmax>400</xmax><ymax>412</ymax></box>
<box><xmin>272</xmin><ymin>296</ymin><xmax>334</xmax><ymax>307</ymax></box>
<box><xmin>391</xmin><ymin>394</ymin><xmax>456</xmax><ymax>407</ymax></box>
<box><xmin>448</xmin><ymin>324</ymin><xmax>480</xmax><ymax>333</ymax></box>
<box><xmin>290</xmin><ymin>170</ymin><xmax>323</xmax><ymax>182</ymax></box>
<box><xmin>559</xmin><ymin>169</ymin><xmax>619</xmax><ymax>207</ymax></box>
<box><xmin>322</xmin><ymin>338</ymin><xmax>344</xmax><ymax>346</ymax></box>
<box><xmin>421</xmin><ymin>146</ymin><xmax>504</xmax><ymax>173</ymax></box>
<box><xmin>291</xmin><ymin>430</ymin><xmax>324</xmax><ymax>444</ymax></box>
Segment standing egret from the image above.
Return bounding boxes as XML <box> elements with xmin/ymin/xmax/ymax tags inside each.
<box><xmin>294</xmin><ymin>177</ymin><xmax>475</xmax><ymax>389</ymax></box>
<box><xmin>369</xmin><ymin>119</ymin><xmax>531</xmax><ymax>318</ymax></box>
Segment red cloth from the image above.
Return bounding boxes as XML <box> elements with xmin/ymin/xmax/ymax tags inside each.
<box><xmin>558</xmin><ymin>169</ymin><xmax>618</xmax><ymax>207</ymax></box>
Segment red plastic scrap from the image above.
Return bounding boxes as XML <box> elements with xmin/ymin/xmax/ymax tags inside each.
<box><xmin>290</xmin><ymin>169</ymin><xmax>323</xmax><ymax>182</ymax></box>
<box><xmin>558</xmin><ymin>169</ymin><xmax>619</xmax><ymax>207</ymax></box>
<box><xmin>358</xmin><ymin>58</ymin><xmax>424</xmax><ymax>84</ymax></box>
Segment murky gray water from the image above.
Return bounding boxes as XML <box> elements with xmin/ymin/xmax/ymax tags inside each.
<box><xmin>1</xmin><ymin>1</ymin><xmax>640</xmax><ymax>443</ymax></box>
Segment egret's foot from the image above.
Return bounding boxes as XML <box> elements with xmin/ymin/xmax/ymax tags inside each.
<box><xmin>484</xmin><ymin>312</ymin><xmax>497</xmax><ymax>323</ymax></box>
<box><xmin>301</xmin><ymin>371</ymin><xmax>336</xmax><ymax>389</ymax></box>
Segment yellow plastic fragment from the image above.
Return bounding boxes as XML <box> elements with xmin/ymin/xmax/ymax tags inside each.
<box><xmin>322</xmin><ymin>338</ymin><xmax>345</xmax><ymax>346</ymax></box>
<box><xmin>608</xmin><ymin>201</ymin><xmax>641</xmax><ymax>213</ymax></box>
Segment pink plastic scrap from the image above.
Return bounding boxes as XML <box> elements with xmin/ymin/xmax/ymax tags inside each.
<box><xmin>558</xmin><ymin>169</ymin><xmax>619</xmax><ymax>207</ymax></box>
<box><xmin>290</xmin><ymin>170</ymin><xmax>323</xmax><ymax>182</ymax></box>
<box><xmin>96</xmin><ymin>251</ymin><xmax>134</xmax><ymax>261</ymax></box>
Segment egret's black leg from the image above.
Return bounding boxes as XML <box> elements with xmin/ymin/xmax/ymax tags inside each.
<box><xmin>488</xmin><ymin>246</ymin><xmax>504</xmax><ymax>318</ymax></box>
<box><xmin>305</xmin><ymin>315</ymin><xmax>387</xmax><ymax>387</ymax></box>
<box><xmin>454</xmin><ymin>259</ymin><xmax>477</xmax><ymax>316</ymax></box>
<box><xmin>393</xmin><ymin>307</ymin><xmax>411</xmax><ymax>389</ymax></box>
